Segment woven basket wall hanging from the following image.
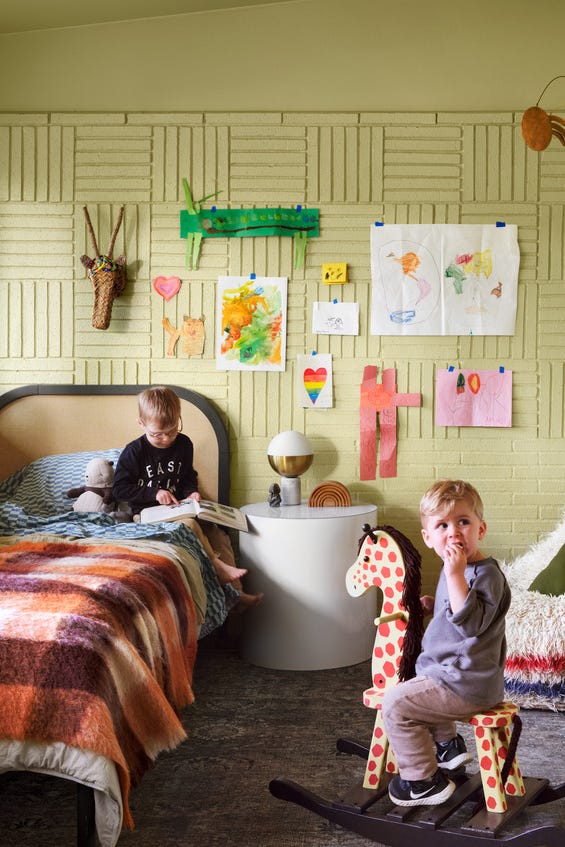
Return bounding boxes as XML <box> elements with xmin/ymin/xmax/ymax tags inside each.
<box><xmin>80</xmin><ymin>206</ymin><xmax>127</xmax><ymax>330</ymax></box>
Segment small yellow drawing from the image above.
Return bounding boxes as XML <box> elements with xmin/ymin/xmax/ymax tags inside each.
<box><xmin>322</xmin><ymin>263</ymin><xmax>348</xmax><ymax>284</ymax></box>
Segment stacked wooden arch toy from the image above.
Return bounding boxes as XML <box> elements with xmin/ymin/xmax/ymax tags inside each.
<box><xmin>307</xmin><ymin>481</ymin><xmax>352</xmax><ymax>508</ymax></box>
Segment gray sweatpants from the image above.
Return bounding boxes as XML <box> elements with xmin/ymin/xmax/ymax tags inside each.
<box><xmin>381</xmin><ymin>675</ymin><xmax>481</xmax><ymax>781</ymax></box>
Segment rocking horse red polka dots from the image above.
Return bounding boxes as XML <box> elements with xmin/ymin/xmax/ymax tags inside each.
<box><xmin>467</xmin><ymin>702</ymin><xmax>525</xmax><ymax>812</ymax></box>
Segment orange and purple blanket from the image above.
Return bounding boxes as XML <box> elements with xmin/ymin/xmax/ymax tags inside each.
<box><xmin>0</xmin><ymin>538</ymin><xmax>199</xmax><ymax>828</ymax></box>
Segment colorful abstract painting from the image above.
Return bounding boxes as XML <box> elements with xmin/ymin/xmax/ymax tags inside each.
<box><xmin>216</xmin><ymin>276</ymin><xmax>287</xmax><ymax>371</ymax></box>
<box><xmin>435</xmin><ymin>368</ymin><xmax>512</xmax><ymax>427</ymax></box>
<box><xmin>297</xmin><ymin>354</ymin><xmax>333</xmax><ymax>409</ymax></box>
<box><xmin>370</xmin><ymin>224</ymin><xmax>519</xmax><ymax>335</ymax></box>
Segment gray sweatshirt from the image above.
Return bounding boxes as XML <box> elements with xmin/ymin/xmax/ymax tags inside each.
<box><xmin>415</xmin><ymin>557</ymin><xmax>511</xmax><ymax>707</ymax></box>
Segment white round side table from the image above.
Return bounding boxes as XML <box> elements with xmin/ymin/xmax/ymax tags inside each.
<box><xmin>239</xmin><ymin>502</ymin><xmax>378</xmax><ymax>670</ymax></box>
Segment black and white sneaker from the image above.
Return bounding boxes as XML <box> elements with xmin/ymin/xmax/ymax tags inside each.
<box><xmin>388</xmin><ymin>769</ymin><xmax>455</xmax><ymax>807</ymax></box>
<box><xmin>435</xmin><ymin>734</ymin><xmax>473</xmax><ymax>771</ymax></box>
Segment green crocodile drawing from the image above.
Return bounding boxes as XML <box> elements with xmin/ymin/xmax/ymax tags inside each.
<box><xmin>180</xmin><ymin>178</ymin><xmax>319</xmax><ymax>270</ymax></box>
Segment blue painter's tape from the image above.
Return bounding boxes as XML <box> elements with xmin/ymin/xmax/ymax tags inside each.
<box><xmin>448</xmin><ymin>365</ymin><xmax>455</xmax><ymax>372</ymax></box>
<box><xmin>333</xmin><ymin>298</ymin><xmax>338</xmax><ymax>304</ymax></box>
<box><xmin>296</xmin><ymin>204</ymin><xmax>302</xmax><ymax>212</ymax></box>
<box><xmin>496</xmin><ymin>221</ymin><xmax>506</xmax><ymax>227</ymax></box>
<box><xmin>311</xmin><ymin>350</ymin><xmax>317</xmax><ymax>356</ymax></box>
<box><xmin>211</xmin><ymin>206</ymin><xmax>217</xmax><ymax>212</ymax></box>
<box><xmin>250</xmin><ymin>272</ymin><xmax>256</xmax><ymax>280</ymax></box>
<box><xmin>375</xmin><ymin>221</ymin><xmax>384</xmax><ymax>226</ymax></box>
<box><xmin>499</xmin><ymin>366</ymin><xmax>505</xmax><ymax>373</ymax></box>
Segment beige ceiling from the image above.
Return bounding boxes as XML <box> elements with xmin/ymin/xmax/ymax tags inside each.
<box><xmin>0</xmin><ymin>0</ymin><xmax>289</xmax><ymax>35</ymax></box>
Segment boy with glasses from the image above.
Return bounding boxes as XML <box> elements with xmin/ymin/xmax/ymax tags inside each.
<box><xmin>113</xmin><ymin>386</ymin><xmax>262</xmax><ymax>607</ymax></box>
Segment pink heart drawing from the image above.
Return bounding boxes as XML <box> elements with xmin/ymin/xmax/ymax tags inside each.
<box><xmin>153</xmin><ymin>276</ymin><xmax>182</xmax><ymax>301</ymax></box>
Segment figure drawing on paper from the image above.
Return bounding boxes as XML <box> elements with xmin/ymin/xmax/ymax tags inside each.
<box><xmin>435</xmin><ymin>369</ymin><xmax>512</xmax><ymax>428</ymax></box>
<box><xmin>384</xmin><ymin>243</ymin><xmax>439</xmax><ymax>324</ymax></box>
<box><xmin>370</xmin><ymin>224</ymin><xmax>519</xmax><ymax>336</ymax></box>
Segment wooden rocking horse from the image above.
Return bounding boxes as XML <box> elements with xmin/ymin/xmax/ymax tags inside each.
<box><xmin>344</xmin><ymin>524</ymin><xmax>424</xmax><ymax>790</ymax></box>
<box><xmin>270</xmin><ymin>524</ymin><xmax>565</xmax><ymax>847</ymax></box>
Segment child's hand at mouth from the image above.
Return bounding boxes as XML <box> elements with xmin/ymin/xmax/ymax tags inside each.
<box><xmin>443</xmin><ymin>541</ymin><xmax>467</xmax><ymax>576</ymax></box>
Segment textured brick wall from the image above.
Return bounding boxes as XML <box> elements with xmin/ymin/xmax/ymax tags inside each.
<box><xmin>1</xmin><ymin>110</ymin><xmax>563</xmax><ymax>585</ymax></box>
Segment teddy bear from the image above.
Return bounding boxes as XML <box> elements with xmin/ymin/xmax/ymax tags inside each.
<box><xmin>66</xmin><ymin>457</ymin><xmax>120</xmax><ymax>515</ymax></box>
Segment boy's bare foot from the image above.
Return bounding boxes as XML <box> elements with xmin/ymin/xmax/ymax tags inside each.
<box><xmin>232</xmin><ymin>591</ymin><xmax>264</xmax><ymax>613</ymax></box>
<box><xmin>213</xmin><ymin>556</ymin><xmax>248</xmax><ymax>586</ymax></box>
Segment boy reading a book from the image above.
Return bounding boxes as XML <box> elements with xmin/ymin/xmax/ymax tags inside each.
<box><xmin>113</xmin><ymin>386</ymin><xmax>262</xmax><ymax>608</ymax></box>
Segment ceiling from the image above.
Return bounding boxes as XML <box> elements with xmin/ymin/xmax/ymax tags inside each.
<box><xmin>0</xmin><ymin>0</ymin><xmax>290</xmax><ymax>35</ymax></box>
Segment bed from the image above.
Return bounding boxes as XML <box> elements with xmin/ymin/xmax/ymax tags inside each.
<box><xmin>0</xmin><ymin>384</ymin><xmax>235</xmax><ymax>847</ymax></box>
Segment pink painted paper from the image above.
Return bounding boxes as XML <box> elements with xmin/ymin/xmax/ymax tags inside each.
<box><xmin>435</xmin><ymin>369</ymin><xmax>512</xmax><ymax>427</ymax></box>
<box><xmin>360</xmin><ymin>365</ymin><xmax>421</xmax><ymax>479</ymax></box>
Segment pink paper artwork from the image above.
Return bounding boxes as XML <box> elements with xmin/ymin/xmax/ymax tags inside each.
<box><xmin>360</xmin><ymin>365</ymin><xmax>421</xmax><ymax>479</ymax></box>
<box><xmin>435</xmin><ymin>368</ymin><xmax>512</xmax><ymax>427</ymax></box>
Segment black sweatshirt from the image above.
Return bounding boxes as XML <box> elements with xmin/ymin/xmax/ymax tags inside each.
<box><xmin>112</xmin><ymin>433</ymin><xmax>199</xmax><ymax>514</ymax></box>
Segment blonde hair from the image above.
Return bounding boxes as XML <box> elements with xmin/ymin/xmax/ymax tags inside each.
<box><xmin>137</xmin><ymin>386</ymin><xmax>181</xmax><ymax>427</ymax></box>
<box><xmin>420</xmin><ymin>479</ymin><xmax>484</xmax><ymax>522</ymax></box>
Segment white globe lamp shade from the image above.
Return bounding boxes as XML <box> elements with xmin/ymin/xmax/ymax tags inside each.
<box><xmin>267</xmin><ymin>430</ymin><xmax>313</xmax><ymax>505</ymax></box>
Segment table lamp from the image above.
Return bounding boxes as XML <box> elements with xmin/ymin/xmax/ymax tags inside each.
<box><xmin>267</xmin><ymin>430</ymin><xmax>314</xmax><ymax>505</ymax></box>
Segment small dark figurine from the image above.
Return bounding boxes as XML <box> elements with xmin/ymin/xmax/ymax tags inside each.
<box><xmin>267</xmin><ymin>482</ymin><xmax>281</xmax><ymax>507</ymax></box>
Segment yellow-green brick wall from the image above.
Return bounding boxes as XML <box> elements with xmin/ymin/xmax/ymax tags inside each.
<box><xmin>0</xmin><ymin>109</ymin><xmax>563</xmax><ymax>590</ymax></box>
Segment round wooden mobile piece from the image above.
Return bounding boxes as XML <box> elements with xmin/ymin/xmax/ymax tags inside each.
<box><xmin>522</xmin><ymin>105</ymin><xmax>565</xmax><ymax>151</ymax></box>
<box><xmin>521</xmin><ymin>106</ymin><xmax>554</xmax><ymax>151</ymax></box>
<box><xmin>307</xmin><ymin>480</ymin><xmax>352</xmax><ymax>508</ymax></box>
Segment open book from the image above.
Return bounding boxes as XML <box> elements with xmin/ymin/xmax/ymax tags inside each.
<box><xmin>138</xmin><ymin>498</ymin><xmax>248</xmax><ymax>531</ymax></box>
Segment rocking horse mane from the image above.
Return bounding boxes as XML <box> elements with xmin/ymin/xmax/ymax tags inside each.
<box><xmin>358</xmin><ymin>524</ymin><xmax>424</xmax><ymax>683</ymax></box>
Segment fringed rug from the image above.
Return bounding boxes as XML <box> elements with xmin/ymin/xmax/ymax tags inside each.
<box><xmin>501</xmin><ymin>513</ymin><xmax>565</xmax><ymax>711</ymax></box>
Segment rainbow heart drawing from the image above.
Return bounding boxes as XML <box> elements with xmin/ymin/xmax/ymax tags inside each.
<box><xmin>153</xmin><ymin>275</ymin><xmax>182</xmax><ymax>301</ymax></box>
<box><xmin>303</xmin><ymin>367</ymin><xmax>327</xmax><ymax>404</ymax></box>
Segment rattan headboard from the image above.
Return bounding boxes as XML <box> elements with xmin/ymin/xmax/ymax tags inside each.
<box><xmin>0</xmin><ymin>385</ymin><xmax>230</xmax><ymax>503</ymax></box>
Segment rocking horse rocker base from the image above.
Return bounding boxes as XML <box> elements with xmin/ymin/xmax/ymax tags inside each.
<box><xmin>269</xmin><ymin>525</ymin><xmax>565</xmax><ymax>847</ymax></box>
<box><xmin>270</xmin><ymin>740</ymin><xmax>565</xmax><ymax>847</ymax></box>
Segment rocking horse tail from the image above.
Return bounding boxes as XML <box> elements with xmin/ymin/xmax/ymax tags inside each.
<box><xmin>377</xmin><ymin>524</ymin><xmax>425</xmax><ymax>682</ymax></box>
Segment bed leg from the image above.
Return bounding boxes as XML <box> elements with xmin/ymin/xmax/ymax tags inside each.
<box><xmin>76</xmin><ymin>783</ymin><xmax>97</xmax><ymax>847</ymax></box>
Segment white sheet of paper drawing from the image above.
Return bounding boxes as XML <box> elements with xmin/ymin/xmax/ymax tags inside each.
<box><xmin>216</xmin><ymin>276</ymin><xmax>287</xmax><ymax>371</ymax></box>
<box><xmin>312</xmin><ymin>301</ymin><xmax>359</xmax><ymax>335</ymax></box>
<box><xmin>297</xmin><ymin>353</ymin><xmax>333</xmax><ymax>409</ymax></box>
<box><xmin>370</xmin><ymin>224</ymin><xmax>519</xmax><ymax>336</ymax></box>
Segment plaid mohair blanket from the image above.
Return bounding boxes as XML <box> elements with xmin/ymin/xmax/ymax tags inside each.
<box><xmin>0</xmin><ymin>538</ymin><xmax>199</xmax><ymax>829</ymax></box>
